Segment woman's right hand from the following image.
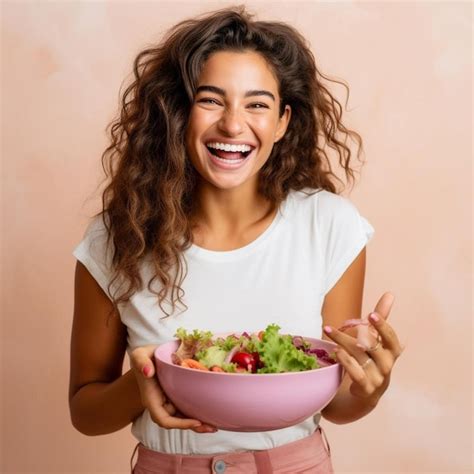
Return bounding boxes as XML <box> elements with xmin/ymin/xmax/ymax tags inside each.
<box><xmin>130</xmin><ymin>345</ymin><xmax>217</xmax><ymax>434</ymax></box>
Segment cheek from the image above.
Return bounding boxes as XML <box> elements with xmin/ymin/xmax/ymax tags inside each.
<box><xmin>253</xmin><ymin>118</ymin><xmax>279</xmax><ymax>148</ymax></box>
<box><xmin>189</xmin><ymin>108</ymin><xmax>216</xmax><ymax>131</ymax></box>
<box><xmin>185</xmin><ymin>110</ymin><xmax>199</xmax><ymax>140</ymax></box>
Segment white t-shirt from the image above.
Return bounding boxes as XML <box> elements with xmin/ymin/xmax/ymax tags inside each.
<box><xmin>73</xmin><ymin>188</ymin><xmax>374</xmax><ymax>454</ymax></box>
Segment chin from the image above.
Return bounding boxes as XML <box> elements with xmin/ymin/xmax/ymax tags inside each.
<box><xmin>208</xmin><ymin>177</ymin><xmax>248</xmax><ymax>190</ymax></box>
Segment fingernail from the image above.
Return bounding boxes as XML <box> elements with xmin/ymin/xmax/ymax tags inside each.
<box><xmin>192</xmin><ymin>422</ymin><xmax>202</xmax><ymax>428</ymax></box>
<box><xmin>142</xmin><ymin>365</ymin><xmax>151</xmax><ymax>377</ymax></box>
<box><xmin>369</xmin><ymin>313</ymin><xmax>379</xmax><ymax>323</ymax></box>
<box><xmin>324</xmin><ymin>326</ymin><xmax>333</xmax><ymax>334</ymax></box>
<box><xmin>356</xmin><ymin>343</ymin><xmax>368</xmax><ymax>351</ymax></box>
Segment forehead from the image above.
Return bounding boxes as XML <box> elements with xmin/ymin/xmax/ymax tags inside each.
<box><xmin>197</xmin><ymin>50</ymin><xmax>280</xmax><ymax>96</ymax></box>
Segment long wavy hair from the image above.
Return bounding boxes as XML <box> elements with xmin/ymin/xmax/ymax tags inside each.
<box><xmin>100</xmin><ymin>5</ymin><xmax>364</xmax><ymax>316</ymax></box>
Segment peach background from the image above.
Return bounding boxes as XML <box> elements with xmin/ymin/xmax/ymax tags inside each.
<box><xmin>1</xmin><ymin>1</ymin><xmax>472</xmax><ymax>473</ymax></box>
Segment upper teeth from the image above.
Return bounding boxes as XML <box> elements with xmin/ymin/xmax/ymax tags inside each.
<box><xmin>207</xmin><ymin>142</ymin><xmax>252</xmax><ymax>152</ymax></box>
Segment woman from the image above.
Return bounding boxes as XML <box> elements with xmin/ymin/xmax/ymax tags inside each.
<box><xmin>70</xmin><ymin>6</ymin><xmax>404</xmax><ymax>473</ymax></box>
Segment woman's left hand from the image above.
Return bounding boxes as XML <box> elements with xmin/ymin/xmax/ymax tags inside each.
<box><xmin>323</xmin><ymin>292</ymin><xmax>405</xmax><ymax>402</ymax></box>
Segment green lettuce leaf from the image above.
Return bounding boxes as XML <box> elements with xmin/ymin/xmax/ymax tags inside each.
<box><xmin>195</xmin><ymin>346</ymin><xmax>228</xmax><ymax>368</ymax></box>
<box><xmin>221</xmin><ymin>362</ymin><xmax>238</xmax><ymax>373</ymax></box>
<box><xmin>256</xmin><ymin>324</ymin><xmax>318</xmax><ymax>373</ymax></box>
<box><xmin>174</xmin><ymin>327</ymin><xmax>213</xmax><ymax>362</ymax></box>
<box><xmin>214</xmin><ymin>335</ymin><xmax>242</xmax><ymax>351</ymax></box>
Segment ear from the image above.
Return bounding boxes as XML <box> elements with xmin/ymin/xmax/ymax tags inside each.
<box><xmin>274</xmin><ymin>104</ymin><xmax>292</xmax><ymax>143</ymax></box>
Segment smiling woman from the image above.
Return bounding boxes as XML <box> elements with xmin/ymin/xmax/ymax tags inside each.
<box><xmin>186</xmin><ymin>50</ymin><xmax>291</xmax><ymax>191</ymax></box>
<box><xmin>70</xmin><ymin>5</ymin><xmax>404</xmax><ymax>474</ymax></box>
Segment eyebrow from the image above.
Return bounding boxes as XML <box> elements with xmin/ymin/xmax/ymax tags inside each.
<box><xmin>196</xmin><ymin>85</ymin><xmax>275</xmax><ymax>102</ymax></box>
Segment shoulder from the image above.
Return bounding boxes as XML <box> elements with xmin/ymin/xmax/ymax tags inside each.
<box><xmin>316</xmin><ymin>190</ymin><xmax>362</xmax><ymax>226</ymax></box>
<box><xmin>84</xmin><ymin>213</ymin><xmax>109</xmax><ymax>237</ymax></box>
<box><xmin>288</xmin><ymin>187</ymin><xmax>359</xmax><ymax>222</ymax></box>
<box><xmin>288</xmin><ymin>188</ymin><xmax>374</xmax><ymax>245</ymax></box>
<box><xmin>73</xmin><ymin>214</ymin><xmax>113</xmax><ymax>274</ymax></box>
<box><xmin>79</xmin><ymin>214</ymin><xmax>111</xmax><ymax>249</ymax></box>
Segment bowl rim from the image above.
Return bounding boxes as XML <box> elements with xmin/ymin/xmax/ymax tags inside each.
<box><xmin>154</xmin><ymin>334</ymin><xmax>341</xmax><ymax>377</ymax></box>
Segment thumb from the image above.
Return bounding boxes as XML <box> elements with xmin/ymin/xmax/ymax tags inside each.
<box><xmin>130</xmin><ymin>345</ymin><xmax>158</xmax><ymax>378</ymax></box>
<box><xmin>373</xmin><ymin>292</ymin><xmax>395</xmax><ymax>321</ymax></box>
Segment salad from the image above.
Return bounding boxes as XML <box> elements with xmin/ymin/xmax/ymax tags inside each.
<box><xmin>171</xmin><ymin>324</ymin><xmax>337</xmax><ymax>374</ymax></box>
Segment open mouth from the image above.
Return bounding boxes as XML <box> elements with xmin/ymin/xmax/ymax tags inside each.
<box><xmin>206</xmin><ymin>141</ymin><xmax>255</xmax><ymax>160</ymax></box>
<box><xmin>205</xmin><ymin>145</ymin><xmax>253</xmax><ymax>161</ymax></box>
<box><xmin>203</xmin><ymin>141</ymin><xmax>257</xmax><ymax>170</ymax></box>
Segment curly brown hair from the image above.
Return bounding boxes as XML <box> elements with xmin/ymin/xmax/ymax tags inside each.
<box><xmin>99</xmin><ymin>5</ymin><xmax>364</xmax><ymax>316</ymax></box>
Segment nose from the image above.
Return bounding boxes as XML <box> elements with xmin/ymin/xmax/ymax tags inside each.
<box><xmin>217</xmin><ymin>107</ymin><xmax>244</xmax><ymax>136</ymax></box>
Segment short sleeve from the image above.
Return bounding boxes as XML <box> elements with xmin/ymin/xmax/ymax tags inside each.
<box><xmin>72</xmin><ymin>216</ymin><xmax>114</xmax><ymax>300</ymax></box>
<box><xmin>317</xmin><ymin>191</ymin><xmax>375</xmax><ymax>294</ymax></box>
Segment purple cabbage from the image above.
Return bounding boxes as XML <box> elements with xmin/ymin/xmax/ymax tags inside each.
<box><xmin>292</xmin><ymin>336</ymin><xmax>337</xmax><ymax>367</ymax></box>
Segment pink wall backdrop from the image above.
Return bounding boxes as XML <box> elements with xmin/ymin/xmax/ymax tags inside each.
<box><xmin>1</xmin><ymin>1</ymin><xmax>472</xmax><ymax>472</ymax></box>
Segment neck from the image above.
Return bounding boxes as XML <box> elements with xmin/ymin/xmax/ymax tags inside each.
<box><xmin>191</xmin><ymin>180</ymin><xmax>274</xmax><ymax>236</ymax></box>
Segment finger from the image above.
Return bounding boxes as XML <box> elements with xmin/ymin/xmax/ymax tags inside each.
<box><xmin>324</xmin><ymin>326</ymin><xmax>368</xmax><ymax>365</ymax></box>
<box><xmin>368</xmin><ymin>312</ymin><xmax>404</xmax><ymax>358</ymax></box>
<box><xmin>158</xmin><ymin>412</ymin><xmax>215</xmax><ymax>432</ymax></box>
<box><xmin>192</xmin><ymin>425</ymin><xmax>219</xmax><ymax>434</ymax></box>
<box><xmin>172</xmin><ymin>410</ymin><xmax>217</xmax><ymax>433</ymax></box>
<box><xmin>356</xmin><ymin>339</ymin><xmax>393</xmax><ymax>377</ymax></box>
<box><xmin>150</xmin><ymin>402</ymin><xmax>204</xmax><ymax>430</ymax></box>
<box><xmin>373</xmin><ymin>292</ymin><xmax>395</xmax><ymax>321</ymax></box>
<box><xmin>160</xmin><ymin>405</ymin><xmax>217</xmax><ymax>433</ymax></box>
<box><xmin>355</xmin><ymin>291</ymin><xmax>394</xmax><ymax>351</ymax></box>
<box><xmin>133</xmin><ymin>365</ymin><xmax>201</xmax><ymax>430</ymax></box>
<box><xmin>130</xmin><ymin>345</ymin><xmax>158</xmax><ymax>378</ymax></box>
<box><xmin>131</xmin><ymin>348</ymin><xmax>217</xmax><ymax>432</ymax></box>
<box><xmin>138</xmin><ymin>378</ymin><xmax>201</xmax><ymax>430</ymax></box>
<box><xmin>336</xmin><ymin>348</ymin><xmax>383</xmax><ymax>395</ymax></box>
<box><xmin>158</xmin><ymin>411</ymin><xmax>215</xmax><ymax>431</ymax></box>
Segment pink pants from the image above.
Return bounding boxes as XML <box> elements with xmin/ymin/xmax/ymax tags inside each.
<box><xmin>131</xmin><ymin>427</ymin><xmax>333</xmax><ymax>474</ymax></box>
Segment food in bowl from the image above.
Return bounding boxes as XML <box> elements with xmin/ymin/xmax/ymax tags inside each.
<box><xmin>171</xmin><ymin>324</ymin><xmax>337</xmax><ymax>373</ymax></box>
<box><xmin>154</xmin><ymin>325</ymin><xmax>344</xmax><ymax>432</ymax></box>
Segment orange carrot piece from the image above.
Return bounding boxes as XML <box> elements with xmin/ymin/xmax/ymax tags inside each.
<box><xmin>211</xmin><ymin>366</ymin><xmax>225</xmax><ymax>372</ymax></box>
<box><xmin>181</xmin><ymin>358</ymin><xmax>209</xmax><ymax>371</ymax></box>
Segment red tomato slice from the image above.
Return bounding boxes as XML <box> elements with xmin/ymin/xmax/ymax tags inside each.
<box><xmin>231</xmin><ymin>351</ymin><xmax>257</xmax><ymax>373</ymax></box>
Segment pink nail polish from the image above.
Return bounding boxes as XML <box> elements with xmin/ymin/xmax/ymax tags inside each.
<box><xmin>324</xmin><ymin>326</ymin><xmax>332</xmax><ymax>334</ymax></box>
<box><xmin>142</xmin><ymin>365</ymin><xmax>151</xmax><ymax>377</ymax></box>
<box><xmin>369</xmin><ymin>313</ymin><xmax>379</xmax><ymax>323</ymax></box>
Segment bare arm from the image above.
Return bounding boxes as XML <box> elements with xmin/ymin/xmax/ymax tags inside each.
<box><xmin>69</xmin><ymin>261</ymin><xmax>217</xmax><ymax>435</ymax></box>
<box><xmin>69</xmin><ymin>261</ymin><xmax>144</xmax><ymax>435</ymax></box>
<box><xmin>320</xmin><ymin>248</ymin><xmax>403</xmax><ymax>424</ymax></box>
<box><xmin>320</xmin><ymin>248</ymin><xmax>378</xmax><ymax>424</ymax></box>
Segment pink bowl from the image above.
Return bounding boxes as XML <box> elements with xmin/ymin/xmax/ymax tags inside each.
<box><xmin>154</xmin><ymin>336</ymin><xmax>343</xmax><ymax>432</ymax></box>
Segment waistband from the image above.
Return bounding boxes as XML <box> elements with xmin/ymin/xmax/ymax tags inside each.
<box><xmin>131</xmin><ymin>426</ymin><xmax>331</xmax><ymax>474</ymax></box>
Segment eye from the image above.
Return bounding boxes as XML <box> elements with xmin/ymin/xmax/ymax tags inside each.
<box><xmin>197</xmin><ymin>98</ymin><xmax>220</xmax><ymax>105</ymax></box>
<box><xmin>248</xmin><ymin>103</ymin><xmax>269</xmax><ymax>109</ymax></box>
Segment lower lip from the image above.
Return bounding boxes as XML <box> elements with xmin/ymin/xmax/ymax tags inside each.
<box><xmin>206</xmin><ymin>147</ymin><xmax>255</xmax><ymax>170</ymax></box>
